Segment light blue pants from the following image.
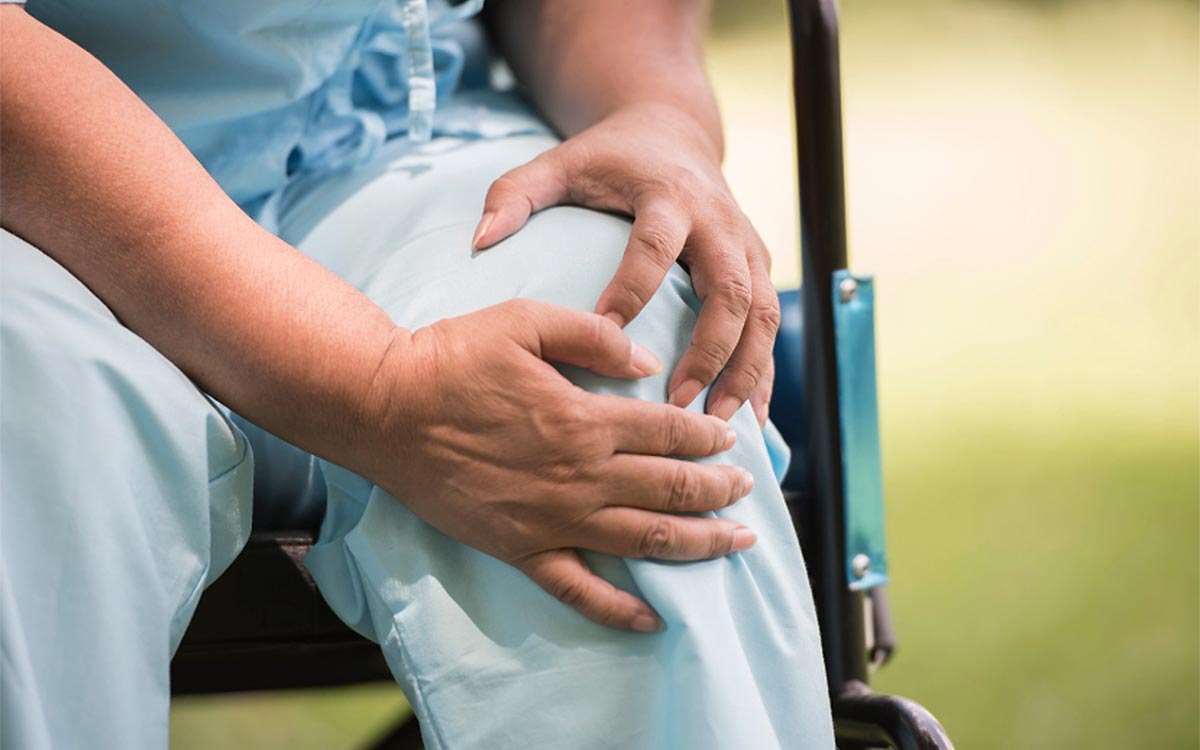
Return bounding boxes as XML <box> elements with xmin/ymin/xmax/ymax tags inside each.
<box><xmin>0</xmin><ymin>134</ymin><xmax>834</xmax><ymax>749</ymax></box>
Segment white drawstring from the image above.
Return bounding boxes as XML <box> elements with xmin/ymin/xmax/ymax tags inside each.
<box><xmin>401</xmin><ymin>0</ymin><xmax>436</xmax><ymax>142</ymax></box>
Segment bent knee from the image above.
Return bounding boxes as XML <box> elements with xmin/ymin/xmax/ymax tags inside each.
<box><xmin>377</xmin><ymin>205</ymin><xmax>698</xmax><ymax>337</ymax></box>
<box><xmin>471</xmin><ymin>208</ymin><xmax>702</xmax><ymax>405</ymax></box>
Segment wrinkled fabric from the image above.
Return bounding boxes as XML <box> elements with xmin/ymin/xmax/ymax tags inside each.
<box><xmin>269</xmin><ymin>132</ymin><xmax>834</xmax><ymax>750</ymax></box>
<box><xmin>23</xmin><ymin>0</ymin><xmax>543</xmax><ymax>226</ymax></box>
<box><xmin>0</xmin><ymin>232</ymin><xmax>254</xmax><ymax>750</ymax></box>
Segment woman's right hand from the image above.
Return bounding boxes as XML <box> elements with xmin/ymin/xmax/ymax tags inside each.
<box><xmin>358</xmin><ymin>298</ymin><xmax>757</xmax><ymax>632</ymax></box>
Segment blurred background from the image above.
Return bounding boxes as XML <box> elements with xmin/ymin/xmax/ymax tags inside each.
<box><xmin>172</xmin><ymin>0</ymin><xmax>1199</xmax><ymax>747</ymax></box>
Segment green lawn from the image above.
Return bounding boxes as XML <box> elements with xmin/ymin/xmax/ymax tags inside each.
<box><xmin>172</xmin><ymin>1</ymin><xmax>1199</xmax><ymax>747</ymax></box>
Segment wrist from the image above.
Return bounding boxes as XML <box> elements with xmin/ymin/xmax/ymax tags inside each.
<box><xmin>344</xmin><ymin>324</ymin><xmax>419</xmax><ymax>479</ymax></box>
<box><xmin>602</xmin><ymin>99</ymin><xmax>725</xmax><ymax>164</ymax></box>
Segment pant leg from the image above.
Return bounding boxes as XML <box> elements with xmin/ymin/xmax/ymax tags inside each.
<box><xmin>0</xmin><ymin>231</ymin><xmax>254</xmax><ymax>750</ymax></box>
<box><xmin>276</xmin><ymin>134</ymin><xmax>834</xmax><ymax>750</ymax></box>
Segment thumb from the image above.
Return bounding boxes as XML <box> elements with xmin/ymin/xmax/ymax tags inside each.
<box><xmin>504</xmin><ymin>300</ymin><xmax>663</xmax><ymax>379</ymax></box>
<box><xmin>473</xmin><ymin>149</ymin><xmax>569</xmax><ymax>250</ymax></box>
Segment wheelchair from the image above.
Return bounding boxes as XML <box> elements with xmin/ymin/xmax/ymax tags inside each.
<box><xmin>172</xmin><ymin>1</ymin><xmax>955</xmax><ymax>747</ymax></box>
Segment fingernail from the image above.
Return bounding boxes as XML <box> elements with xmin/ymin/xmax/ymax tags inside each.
<box><xmin>723</xmin><ymin>427</ymin><xmax>737</xmax><ymax>451</ymax></box>
<box><xmin>668</xmin><ymin>378</ymin><xmax>704</xmax><ymax>408</ymax></box>
<box><xmin>632</xmin><ymin>614</ymin><xmax>663</xmax><ymax>633</ymax></box>
<box><xmin>603</xmin><ymin>310</ymin><xmax>626</xmax><ymax>327</ymax></box>
<box><xmin>710</xmin><ymin>395</ymin><xmax>742</xmax><ymax>421</ymax></box>
<box><xmin>731</xmin><ymin>527</ymin><xmax>758</xmax><ymax>552</ymax></box>
<box><xmin>471</xmin><ymin>212</ymin><xmax>494</xmax><ymax>249</ymax></box>
<box><xmin>740</xmin><ymin>469</ymin><xmax>755</xmax><ymax>495</ymax></box>
<box><xmin>753</xmin><ymin>400</ymin><xmax>769</xmax><ymax>426</ymax></box>
<box><xmin>630</xmin><ymin>342</ymin><xmax>663</xmax><ymax>376</ymax></box>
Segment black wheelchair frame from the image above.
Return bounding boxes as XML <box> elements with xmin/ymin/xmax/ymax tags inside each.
<box><xmin>171</xmin><ymin>2</ymin><xmax>956</xmax><ymax>747</ymax></box>
<box><xmin>781</xmin><ymin>1</ymin><xmax>952</xmax><ymax>747</ymax></box>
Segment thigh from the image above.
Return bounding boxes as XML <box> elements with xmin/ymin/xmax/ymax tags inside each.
<box><xmin>0</xmin><ymin>230</ymin><xmax>253</xmax><ymax>750</ymax></box>
<box><xmin>291</xmin><ymin>137</ymin><xmax>834</xmax><ymax>750</ymax></box>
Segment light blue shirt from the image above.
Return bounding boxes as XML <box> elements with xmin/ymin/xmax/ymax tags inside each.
<box><xmin>19</xmin><ymin>0</ymin><xmax>547</xmax><ymax>220</ymax></box>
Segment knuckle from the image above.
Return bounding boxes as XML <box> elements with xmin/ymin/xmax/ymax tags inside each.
<box><xmin>613</xmin><ymin>274</ymin><xmax>657</xmax><ymax>312</ymax></box>
<box><xmin>637</xmin><ymin>517</ymin><xmax>677</xmax><ymax>558</ymax></box>
<box><xmin>492</xmin><ymin>521</ymin><xmax>533</xmax><ymax>562</ymax></box>
<box><xmin>580</xmin><ymin>314</ymin><xmax>610</xmax><ymax>352</ymax></box>
<box><xmin>491</xmin><ymin>173</ymin><xmax>525</xmax><ymax>197</ymax></box>
<box><xmin>719</xmin><ymin>370</ymin><xmax>759</xmax><ymax>401</ymax></box>
<box><xmin>544</xmin><ymin>396</ymin><xmax>595</xmax><ymax>458</ymax></box>
<box><xmin>484</xmin><ymin>175</ymin><xmax>520</xmax><ymax>209</ymax></box>
<box><xmin>669</xmin><ymin>166</ymin><xmax>705</xmax><ymax>196</ymax></box>
<box><xmin>716</xmin><ymin>273</ymin><xmax>754</xmax><ymax>318</ymax></box>
<box><xmin>711</xmin><ymin>525</ymin><xmax>737</xmax><ymax>557</ymax></box>
<box><xmin>554</xmin><ymin>396</ymin><xmax>597</xmax><ymax>448</ymax></box>
<box><xmin>758</xmin><ymin>360</ymin><xmax>777</xmax><ymax>391</ymax></box>
<box><xmin>657</xmin><ymin>409</ymin><xmax>687</xmax><ymax>454</ymax></box>
<box><xmin>665</xmin><ymin>463</ymin><xmax>701</xmax><ymax>512</ymax></box>
<box><xmin>726</xmin><ymin>467</ymin><xmax>745</xmax><ymax>500</ymax></box>
<box><xmin>549</xmin><ymin>575</ymin><xmax>590</xmax><ymax>609</ymax></box>
<box><xmin>723</xmin><ymin>353</ymin><xmax>772</xmax><ymax>400</ymax></box>
<box><xmin>711</xmin><ymin>419</ymin><xmax>730</xmax><ymax>453</ymax></box>
<box><xmin>634</xmin><ymin>222</ymin><xmax>681</xmax><ymax>265</ymax></box>
<box><xmin>755</xmin><ymin>298</ymin><xmax>782</xmax><ymax>338</ymax></box>
<box><xmin>690</xmin><ymin>337</ymin><xmax>737</xmax><ymax>377</ymax></box>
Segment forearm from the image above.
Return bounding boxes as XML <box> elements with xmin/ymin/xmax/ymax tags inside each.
<box><xmin>486</xmin><ymin>0</ymin><xmax>723</xmax><ymax>160</ymax></box>
<box><xmin>0</xmin><ymin>8</ymin><xmax>402</xmax><ymax>473</ymax></box>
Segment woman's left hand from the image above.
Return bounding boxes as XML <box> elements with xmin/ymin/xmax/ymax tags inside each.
<box><xmin>472</xmin><ymin>102</ymin><xmax>779</xmax><ymax>428</ymax></box>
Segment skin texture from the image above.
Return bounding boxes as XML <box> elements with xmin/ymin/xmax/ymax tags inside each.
<box><xmin>482</xmin><ymin>0</ymin><xmax>780</xmax><ymax>426</ymax></box>
<box><xmin>0</xmin><ymin>0</ymin><xmax>771</xmax><ymax>632</ymax></box>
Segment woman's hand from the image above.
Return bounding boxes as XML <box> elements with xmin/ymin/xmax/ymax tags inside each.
<box><xmin>361</xmin><ymin>298</ymin><xmax>756</xmax><ymax>633</ymax></box>
<box><xmin>471</xmin><ymin>102</ymin><xmax>779</xmax><ymax>428</ymax></box>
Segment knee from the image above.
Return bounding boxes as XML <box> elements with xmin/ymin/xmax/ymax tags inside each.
<box><xmin>489</xmin><ymin>206</ymin><xmax>633</xmax><ymax>310</ymax></box>
<box><xmin>488</xmin><ymin>207</ymin><xmax>701</xmax><ymax>404</ymax></box>
<box><xmin>378</xmin><ymin>205</ymin><xmax>701</xmax><ymax>403</ymax></box>
<box><xmin>448</xmin><ymin>204</ymin><xmax>699</xmax><ymax>329</ymax></box>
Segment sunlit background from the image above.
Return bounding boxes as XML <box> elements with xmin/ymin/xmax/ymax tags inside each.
<box><xmin>172</xmin><ymin>0</ymin><xmax>1200</xmax><ymax>747</ymax></box>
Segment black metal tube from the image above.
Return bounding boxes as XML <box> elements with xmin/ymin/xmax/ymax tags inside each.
<box><xmin>834</xmin><ymin>681</ymin><xmax>957</xmax><ymax>750</ymax></box>
<box><xmin>784</xmin><ymin>0</ymin><xmax>867</xmax><ymax>693</ymax></box>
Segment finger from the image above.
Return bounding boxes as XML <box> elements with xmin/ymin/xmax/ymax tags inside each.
<box><xmin>590</xmin><ymin>394</ymin><xmax>735</xmax><ymax>456</ymax></box>
<box><xmin>594</xmin><ymin>200</ymin><xmax>689</xmax><ymax>328</ymax></box>
<box><xmin>506</xmin><ymin>299</ymin><xmax>664</xmax><ymax>378</ymax></box>
<box><xmin>473</xmin><ymin>149</ymin><xmax>569</xmax><ymax>250</ymax></box>
<box><xmin>667</xmin><ymin>242</ymin><xmax>754</xmax><ymax>409</ymax></box>
<box><xmin>578</xmin><ymin>507</ymin><xmax>758</xmax><ymax>561</ymax></box>
<box><xmin>602</xmin><ymin>453</ymin><xmax>753</xmax><ymax>513</ymax></box>
<box><xmin>706</xmin><ymin>251</ymin><xmax>781</xmax><ymax>420</ymax></box>
<box><xmin>749</xmin><ymin>357</ymin><xmax>775</xmax><ymax>429</ymax></box>
<box><xmin>516</xmin><ymin>549</ymin><xmax>663</xmax><ymax>633</ymax></box>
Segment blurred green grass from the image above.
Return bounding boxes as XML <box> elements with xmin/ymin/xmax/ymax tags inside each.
<box><xmin>712</xmin><ymin>0</ymin><xmax>1199</xmax><ymax>746</ymax></box>
<box><xmin>172</xmin><ymin>1</ymin><xmax>1199</xmax><ymax>747</ymax></box>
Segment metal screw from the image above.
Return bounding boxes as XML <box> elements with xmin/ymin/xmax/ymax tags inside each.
<box><xmin>851</xmin><ymin>553</ymin><xmax>871</xmax><ymax>578</ymax></box>
<box><xmin>839</xmin><ymin>277</ymin><xmax>858</xmax><ymax>303</ymax></box>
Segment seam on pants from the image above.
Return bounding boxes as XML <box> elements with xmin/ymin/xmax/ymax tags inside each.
<box><xmin>169</xmin><ymin>438</ymin><xmax>254</xmax><ymax>650</ymax></box>
<box><xmin>206</xmin><ymin>429</ymin><xmax>250</xmax><ymax>485</ymax></box>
